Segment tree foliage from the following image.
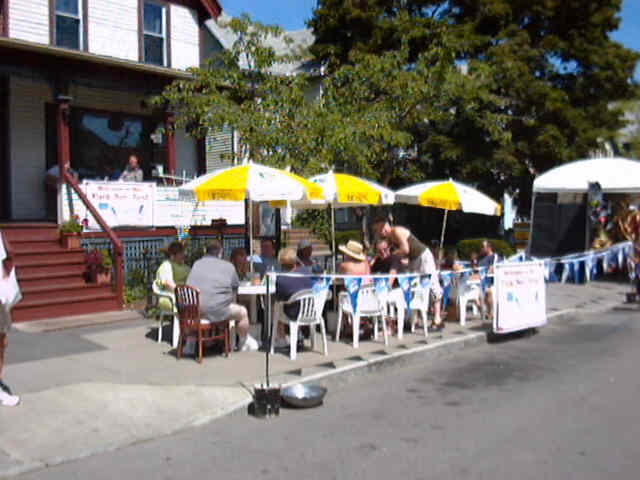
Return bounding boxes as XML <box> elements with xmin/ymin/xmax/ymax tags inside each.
<box><xmin>310</xmin><ymin>0</ymin><xmax>640</xmax><ymax>206</ymax></box>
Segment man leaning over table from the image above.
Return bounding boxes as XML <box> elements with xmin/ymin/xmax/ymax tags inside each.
<box><xmin>186</xmin><ymin>240</ymin><xmax>260</xmax><ymax>352</ymax></box>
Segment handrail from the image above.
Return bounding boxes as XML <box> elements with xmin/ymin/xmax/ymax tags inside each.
<box><xmin>62</xmin><ymin>170</ymin><xmax>125</xmax><ymax>306</ymax></box>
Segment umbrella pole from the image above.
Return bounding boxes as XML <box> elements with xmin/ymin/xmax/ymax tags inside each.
<box><xmin>249</xmin><ymin>198</ymin><xmax>254</xmax><ymax>273</ymax></box>
<box><xmin>331</xmin><ymin>204</ymin><xmax>337</xmax><ymax>313</ymax></box>
<box><xmin>439</xmin><ymin>209</ymin><xmax>448</xmax><ymax>251</ymax></box>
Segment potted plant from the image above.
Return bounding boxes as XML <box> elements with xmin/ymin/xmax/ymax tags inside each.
<box><xmin>85</xmin><ymin>249</ymin><xmax>113</xmax><ymax>285</ymax></box>
<box><xmin>60</xmin><ymin>214</ymin><xmax>83</xmax><ymax>249</ymax></box>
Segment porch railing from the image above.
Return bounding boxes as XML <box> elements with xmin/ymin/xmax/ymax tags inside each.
<box><xmin>62</xmin><ymin>169</ymin><xmax>124</xmax><ymax>306</ymax></box>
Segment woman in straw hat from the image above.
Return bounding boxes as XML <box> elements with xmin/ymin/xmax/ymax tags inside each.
<box><xmin>338</xmin><ymin>240</ymin><xmax>371</xmax><ymax>277</ymax></box>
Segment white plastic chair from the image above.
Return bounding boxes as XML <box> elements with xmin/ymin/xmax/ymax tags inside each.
<box><xmin>336</xmin><ymin>286</ymin><xmax>388</xmax><ymax>349</ymax></box>
<box><xmin>456</xmin><ymin>276</ymin><xmax>481</xmax><ymax>326</ymax></box>
<box><xmin>152</xmin><ymin>282</ymin><xmax>180</xmax><ymax>347</ymax></box>
<box><xmin>409</xmin><ymin>286</ymin><xmax>430</xmax><ymax>338</ymax></box>
<box><xmin>271</xmin><ymin>289</ymin><xmax>328</xmax><ymax>360</ymax></box>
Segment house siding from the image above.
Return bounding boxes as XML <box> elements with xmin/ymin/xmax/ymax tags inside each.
<box><xmin>175</xmin><ymin>127</ymin><xmax>198</xmax><ymax>178</ymax></box>
<box><xmin>88</xmin><ymin>0</ymin><xmax>139</xmax><ymax>62</ymax></box>
<box><xmin>9</xmin><ymin>0</ymin><xmax>49</xmax><ymax>44</ymax></box>
<box><xmin>170</xmin><ymin>4</ymin><xmax>200</xmax><ymax>70</ymax></box>
<box><xmin>9</xmin><ymin>75</ymin><xmax>52</xmax><ymax>219</ymax></box>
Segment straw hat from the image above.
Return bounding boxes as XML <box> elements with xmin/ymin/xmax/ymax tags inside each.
<box><xmin>339</xmin><ymin>240</ymin><xmax>366</xmax><ymax>262</ymax></box>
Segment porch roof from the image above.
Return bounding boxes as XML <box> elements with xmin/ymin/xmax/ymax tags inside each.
<box><xmin>0</xmin><ymin>36</ymin><xmax>191</xmax><ymax>81</ymax></box>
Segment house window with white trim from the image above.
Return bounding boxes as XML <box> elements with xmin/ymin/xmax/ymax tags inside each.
<box><xmin>54</xmin><ymin>0</ymin><xmax>83</xmax><ymax>50</ymax></box>
<box><xmin>143</xmin><ymin>1</ymin><xmax>168</xmax><ymax>66</ymax></box>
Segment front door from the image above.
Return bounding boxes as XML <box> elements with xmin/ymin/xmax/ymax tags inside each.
<box><xmin>0</xmin><ymin>76</ymin><xmax>9</xmax><ymax>221</ymax></box>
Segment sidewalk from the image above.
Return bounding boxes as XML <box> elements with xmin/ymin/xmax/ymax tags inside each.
<box><xmin>0</xmin><ymin>280</ymin><xmax>632</xmax><ymax>477</ymax></box>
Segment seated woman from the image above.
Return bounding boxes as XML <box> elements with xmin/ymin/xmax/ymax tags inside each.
<box><xmin>230</xmin><ymin>247</ymin><xmax>251</xmax><ymax>283</ymax></box>
<box><xmin>272</xmin><ymin>248</ymin><xmax>314</xmax><ymax>349</ymax></box>
<box><xmin>338</xmin><ymin>240</ymin><xmax>371</xmax><ymax>277</ymax></box>
<box><xmin>155</xmin><ymin>241</ymin><xmax>190</xmax><ymax>312</ymax></box>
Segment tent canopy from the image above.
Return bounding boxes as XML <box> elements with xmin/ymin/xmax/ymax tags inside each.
<box><xmin>533</xmin><ymin>157</ymin><xmax>640</xmax><ymax>194</ymax></box>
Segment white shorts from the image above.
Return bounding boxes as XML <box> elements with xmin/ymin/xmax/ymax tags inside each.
<box><xmin>409</xmin><ymin>249</ymin><xmax>443</xmax><ymax>300</ymax></box>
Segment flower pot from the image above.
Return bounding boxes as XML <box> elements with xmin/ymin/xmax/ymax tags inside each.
<box><xmin>61</xmin><ymin>233</ymin><xmax>82</xmax><ymax>249</ymax></box>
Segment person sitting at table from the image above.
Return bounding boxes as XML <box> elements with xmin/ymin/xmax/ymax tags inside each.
<box><xmin>254</xmin><ymin>238</ymin><xmax>280</xmax><ymax>276</ymax></box>
<box><xmin>370</xmin><ymin>238</ymin><xmax>406</xmax><ymax>287</ymax></box>
<box><xmin>119</xmin><ymin>154</ymin><xmax>143</xmax><ymax>182</ymax></box>
<box><xmin>230</xmin><ymin>247</ymin><xmax>251</xmax><ymax>282</ymax></box>
<box><xmin>272</xmin><ymin>248</ymin><xmax>314</xmax><ymax>349</ymax></box>
<box><xmin>338</xmin><ymin>240</ymin><xmax>371</xmax><ymax>277</ymax></box>
<box><xmin>296</xmin><ymin>239</ymin><xmax>323</xmax><ymax>274</ymax></box>
<box><xmin>187</xmin><ymin>240</ymin><xmax>259</xmax><ymax>352</ymax></box>
<box><xmin>155</xmin><ymin>241</ymin><xmax>191</xmax><ymax>310</ymax></box>
<box><xmin>441</xmin><ymin>248</ymin><xmax>463</xmax><ymax>272</ymax></box>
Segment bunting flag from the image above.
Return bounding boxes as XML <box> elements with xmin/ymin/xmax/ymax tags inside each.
<box><xmin>311</xmin><ymin>276</ymin><xmax>333</xmax><ymax>313</ymax></box>
<box><xmin>398</xmin><ymin>275</ymin><xmax>417</xmax><ymax>315</ymax></box>
<box><xmin>374</xmin><ymin>276</ymin><xmax>390</xmax><ymax>298</ymax></box>
<box><xmin>419</xmin><ymin>274</ymin><xmax>431</xmax><ymax>291</ymax></box>
<box><xmin>345</xmin><ymin>277</ymin><xmax>362</xmax><ymax>314</ymax></box>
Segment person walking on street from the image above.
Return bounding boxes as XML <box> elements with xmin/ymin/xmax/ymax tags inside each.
<box><xmin>371</xmin><ymin>216</ymin><xmax>444</xmax><ymax>330</ymax></box>
<box><xmin>0</xmin><ymin>232</ymin><xmax>21</xmax><ymax>406</ymax></box>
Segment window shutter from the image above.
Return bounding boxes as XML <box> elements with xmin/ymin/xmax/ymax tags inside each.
<box><xmin>205</xmin><ymin>126</ymin><xmax>233</xmax><ymax>172</ymax></box>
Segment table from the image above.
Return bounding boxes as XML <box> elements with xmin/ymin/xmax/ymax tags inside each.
<box><xmin>238</xmin><ymin>283</ymin><xmax>276</xmax><ymax>341</ymax></box>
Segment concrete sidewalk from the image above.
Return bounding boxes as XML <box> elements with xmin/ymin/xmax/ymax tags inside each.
<box><xmin>0</xmin><ymin>280</ymin><xmax>632</xmax><ymax>478</ymax></box>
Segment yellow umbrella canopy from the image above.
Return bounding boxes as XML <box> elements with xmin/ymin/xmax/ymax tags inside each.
<box><xmin>180</xmin><ymin>163</ymin><xmax>324</xmax><ymax>203</ymax></box>
<box><xmin>395</xmin><ymin>179</ymin><xmax>501</xmax><ymax>248</ymax></box>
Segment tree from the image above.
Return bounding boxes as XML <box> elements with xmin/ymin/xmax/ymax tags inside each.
<box><xmin>309</xmin><ymin>0</ymin><xmax>640</xmax><ymax>207</ymax></box>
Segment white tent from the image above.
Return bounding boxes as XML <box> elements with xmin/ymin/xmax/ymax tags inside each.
<box><xmin>529</xmin><ymin>157</ymin><xmax>640</xmax><ymax>256</ymax></box>
<box><xmin>533</xmin><ymin>157</ymin><xmax>640</xmax><ymax>193</ymax></box>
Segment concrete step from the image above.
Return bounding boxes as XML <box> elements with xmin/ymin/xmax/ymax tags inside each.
<box><xmin>16</xmin><ymin>284</ymin><xmax>114</xmax><ymax>305</ymax></box>
<box><xmin>12</xmin><ymin>295</ymin><xmax>121</xmax><ymax>323</ymax></box>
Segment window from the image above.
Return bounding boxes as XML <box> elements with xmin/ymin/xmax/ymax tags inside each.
<box><xmin>54</xmin><ymin>0</ymin><xmax>83</xmax><ymax>50</ymax></box>
<box><xmin>142</xmin><ymin>1</ymin><xmax>168</xmax><ymax>66</ymax></box>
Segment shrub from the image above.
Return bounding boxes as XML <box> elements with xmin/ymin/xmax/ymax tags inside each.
<box><xmin>334</xmin><ymin>230</ymin><xmax>361</xmax><ymax>248</ymax></box>
<box><xmin>456</xmin><ymin>238</ymin><xmax>515</xmax><ymax>260</ymax></box>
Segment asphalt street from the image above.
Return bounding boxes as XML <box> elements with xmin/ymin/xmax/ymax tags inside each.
<box><xmin>13</xmin><ymin>307</ymin><xmax>640</xmax><ymax>480</ymax></box>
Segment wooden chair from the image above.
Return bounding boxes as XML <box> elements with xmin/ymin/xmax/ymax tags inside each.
<box><xmin>175</xmin><ymin>285</ymin><xmax>230</xmax><ymax>363</ymax></box>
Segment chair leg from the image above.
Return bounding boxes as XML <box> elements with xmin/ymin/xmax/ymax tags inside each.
<box><xmin>380</xmin><ymin>314</ymin><xmax>389</xmax><ymax>346</ymax></box>
<box><xmin>157</xmin><ymin>316</ymin><xmax>162</xmax><ymax>343</ymax></box>
<box><xmin>373</xmin><ymin>315</ymin><xmax>379</xmax><ymax>340</ymax></box>
<box><xmin>224</xmin><ymin>325</ymin><xmax>230</xmax><ymax>357</ymax></box>
<box><xmin>335</xmin><ymin>304</ymin><xmax>343</xmax><ymax>341</ymax></box>
<box><xmin>319</xmin><ymin>318</ymin><xmax>328</xmax><ymax>356</ymax></box>
<box><xmin>397</xmin><ymin>304</ymin><xmax>404</xmax><ymax>339</ymax></box>
<box><xmin>422</xmin><ymin>309</ymin><xmax>428</xmax><ymax>338</ymax></box>
<box><xmin>197</xmin><ymin>332</ymin><xmax>203</xmax><ymax>363</ymax></box>
<box><xmin>353</xmin><ymin>314</ymin><xmax>360</xmax><ymax>349</ymax></box>
<box><xmin>459</xmin><ymin>297</ymin><xmax>466</xmax><ymax>326</ymax></box>
<box><xmin>289</xmin><ymin>322</ymin><xmax>298</xmax><ymax>360</ymax></box>
<box><xmin>177</xmin><ymin>333</ymin><xmax>184</xmax><ymax>359</ymax></box>
<box><xmin>172</xmin><ymin>316</ymin><xmax>180</xmax><ymax>348</ymax></box>
<box><xmin>310</xmin><ymin>324</ymin><xmax>316</xmax><ymax>351</ymax></box>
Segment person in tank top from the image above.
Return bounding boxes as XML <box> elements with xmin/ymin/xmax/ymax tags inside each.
<box><xmin>371</xmin><ymin>215</ymin><xmax>444</xmax><ymax>330</ymax></box>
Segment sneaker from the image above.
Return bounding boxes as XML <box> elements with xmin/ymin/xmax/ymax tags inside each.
<box><xmin>272</xmin><ymin>335</ymin><xmax>290</xmax><ymax>349</ymax></box>
<box><xmin>0</xmin><ymin>380</ymin><xmax>12</xmax><ymax>395</ymax></box>
<box><xmin>240</xmin><ymin>334</ymin><xmax>260</xmax><ymax>352</ymax></box>
<box><xmin>0</xmin><ymin>389</ymin><xmax>20</xmax><ymax>407</ymax></box>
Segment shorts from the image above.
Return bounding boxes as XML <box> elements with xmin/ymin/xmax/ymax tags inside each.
<box><xmin>409</xmin><ymin>249</ymin><xmax>443</xmax><ymax>301</ymax></box>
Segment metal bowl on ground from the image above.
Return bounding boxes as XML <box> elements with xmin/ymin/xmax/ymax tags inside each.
<box><xmin>281</xmin><ymin>383</ymin><xmax>327</xmax><ymax>408</ymax></box>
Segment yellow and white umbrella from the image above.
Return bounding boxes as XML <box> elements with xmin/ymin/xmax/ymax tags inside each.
<box><xmin>180</xmin><ymin>163</ymin><xmax>324</xmax><ymax>267</ymax></box>
<box><xmin>395</xmin><ymin>179</ymin><xmax>501</xmax><ymax>248</ymax></box>
<box><xmin>179</xmin><ymin>163</ymin><xmax>323</xmax><ymax>203</ymax></box>
<box><xmin>292</xmin><ymin>171</ymin><xmax>395</xmax><ymax>271</ymax></box>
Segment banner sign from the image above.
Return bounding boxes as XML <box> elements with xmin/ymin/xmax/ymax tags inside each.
<box><xmin>62</xmin><ymin>181</ymin><xmax>244</xmax><ymax>230</ymax></box>
<box><xmin>493</xmin><ymin>260</ymin><xmax>546</xmax><ymax>334</ymax></box>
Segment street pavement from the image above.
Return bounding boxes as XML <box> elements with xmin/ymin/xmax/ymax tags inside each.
<box><xmin>0</xmin><ymin>280</ymin><xmax>635</xmax><ymax>478</ymax></box>
<box><xmin>11</xmin><ymin>306</ymin><xmax>640</xmax><ymax>480</ymax></box>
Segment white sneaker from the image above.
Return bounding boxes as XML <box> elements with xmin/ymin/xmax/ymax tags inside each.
<box><xmin>0</xmin><ymin>390</ymin><xmax>20</xmax><ymax>407</ymax></box>
<box><xmin>240</xmin><ymin>334</ymin><xmax>260</xmax><ymax>352</ymax></box>
<box><xmin>272</xmin><ymin>335</ymin><xmax>290</xmax><ymax>349</ymax></box>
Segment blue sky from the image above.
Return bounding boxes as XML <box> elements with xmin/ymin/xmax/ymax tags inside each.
<box><xmin>221</xmin><ymin>0</ymin><xmax>639</xmax><ymax>79</ymax></box>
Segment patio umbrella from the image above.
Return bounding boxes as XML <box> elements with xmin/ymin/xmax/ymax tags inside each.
<box><xmin>292</xmin><ymin>171</ymin><xmax>395</xmax><ymax>272</ymax></box>
<box><xmin>395</xmin><ymin>179</ymin><xmax>501</xmax><ymax>249</ymax></box>
<box><xmin>180</xmin><ymin>162</ymin><xmax>324</xmax><ymax>264</ymax></box>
